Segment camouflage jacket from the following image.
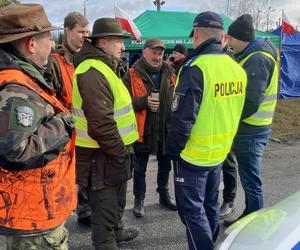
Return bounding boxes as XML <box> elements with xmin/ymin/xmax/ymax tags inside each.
<box><xmin>0</xmin><ymin>45</ymin><xmax>74</xmax><ymax>171</ymax></box>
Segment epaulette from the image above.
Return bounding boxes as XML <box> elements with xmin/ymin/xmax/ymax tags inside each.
<box><xmin>183</xmin><ymin>56</ymin><xmax>197</xmax><ymax>67</ymax></box>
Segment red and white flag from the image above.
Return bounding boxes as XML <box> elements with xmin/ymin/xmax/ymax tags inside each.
<box><xmin>282</xmin><ymin>10</ymin><xmax>296</xmax><ymax>35</ymax></box>
<box><xmin>114</xmin><ymin>5</ymin><xmax>141</xmax><ymax>41</ymax></box>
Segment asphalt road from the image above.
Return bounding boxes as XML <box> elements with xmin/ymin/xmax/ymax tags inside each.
<box><xmin>0</xmin><ymin>138</ymin><xmax>300</xmax><ymax>250</ymax></box>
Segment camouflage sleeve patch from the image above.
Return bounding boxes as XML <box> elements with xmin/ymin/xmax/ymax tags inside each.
<box><xmin>8</xmin><ymin>99</ymin><xmax>39</xmax><ymax>133</ymax></box>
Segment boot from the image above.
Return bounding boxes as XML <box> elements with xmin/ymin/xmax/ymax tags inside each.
<box><xmin>77</xmin><ymin>216</ymin><xmax>91</xmax><ymax>226</ymax></box>
<box><xmin>133</xmin><ymin>198</ymin><xmax>145</xmax><ymax>218</ymax></box>
<box><xmin>116</xmin><ymin>226</ymin><xmax>140</xmax><ymax>243</ymax></box>
<box><xmin>223</xmin><ymin>213</ymin><xmax>245</xmax><ymax>227</ymax></box>
<box><xmin>220</xmin><ymin>201</ymin><xmax>235</xmax><ymax>219</ymax></box>
<box><xmin>159</xmin><ymin>193</ymin><xmax>177</xmax><ymax>211</ymax></box>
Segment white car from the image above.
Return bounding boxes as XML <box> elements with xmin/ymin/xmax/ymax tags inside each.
<box><xmin>217</xmin><ymin>191</ymin><xmax>300</xmax><ymax>250</ymax></box>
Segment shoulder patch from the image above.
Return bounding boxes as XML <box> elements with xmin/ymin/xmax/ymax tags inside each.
<box><xmin>8</xmin><ymin>100</ymin><xmax>38</xmax><ymax>133</ymax></box>
<box><xmin>16</xmin><ymin>106</ymin><xmax>34</xmax><ymax>127</ymax></box>
<box><xmin>184</xmin><ymin>56</ymin><xmax>197</xmax><ymax>67</ymax></box>
<box><xmin>171</xmin><ymin>93</ymin><xmax>180</xmax><ymax>112</ymax></box>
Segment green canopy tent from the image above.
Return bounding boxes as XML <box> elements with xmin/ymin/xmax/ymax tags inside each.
<box><xmin>255</xmin><ymin>29</ymin><xmax>280</xmax><ymax>48</ymax></box>
<box><xmin>124</xmin><ymin>10</ymin><xmax>280</xmax><ymax>51</ymax></box>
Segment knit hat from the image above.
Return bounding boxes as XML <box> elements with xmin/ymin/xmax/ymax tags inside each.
<box><xmin>228</xmin><ymin>14</ymin><xmax>255</xmax><ymax>42</ymax></box>
<box><xmin>173</xmin><ymin>43</ymin><xmax>187</xmax><ymax>56</ymax></box>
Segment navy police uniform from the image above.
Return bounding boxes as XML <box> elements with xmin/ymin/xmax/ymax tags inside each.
<box><xmin>167</xmin><ymin>38</ymin><xmax>224</xmax><ymax>250</ymax></box>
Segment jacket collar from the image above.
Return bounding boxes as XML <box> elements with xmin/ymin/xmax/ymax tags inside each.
<box><xmin>0</xmin><ymin>45</ymin><xmax>53</xmax><ymax>91</ymax></box>
<box><xmin>74</xmin><ymin>40</ymin><xmax>126</xmax><ymax>77</ymax></box>
<box><xmin>191</xmin><ymin>37</ymin><xmax>223</xmax><ymax>58</ymax></box>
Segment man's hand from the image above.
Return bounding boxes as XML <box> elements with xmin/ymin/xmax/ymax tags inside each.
<box><xmin>147</xmin><ymin>96</ymin><xmax>160</xmax><ymax>112</ymax></box>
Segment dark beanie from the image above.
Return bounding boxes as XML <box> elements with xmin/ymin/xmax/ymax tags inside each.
<box><xmin>228</xmin><ymin>14</ymin><xmax>255</xmax><ymax>42</ymax></box>
<box><xmin>173</xmin><ymin>43</ymin><xmax>188</xmax><ymax>56</ymax></box>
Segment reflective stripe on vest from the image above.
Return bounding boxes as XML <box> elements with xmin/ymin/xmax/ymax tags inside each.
<box><xmin>180</xmin><ymin>54</ymin><xmax>247</xmax><ymax>167</ymax></box>
<box><xmin>0</xmin><ymin>69</ymin><xmax>76</xmax><ymax>231</ymax></box>
<box><xmin>76</xmin><ymin>123</ymin><xmax>136</xmax><ymax>138</ymax></box>
<box><xmin>73</xmin><ymin>104</ymin><xmax>133</xmax><ymax>119</ymax></box>
<box><xmin>72</xmin><ymin>59</ymin><xmax>138</xmax><ymax>148</ymax></box>
<box><xmin>240</xmin><ymin>51</ymin><xmax>278</xmax><ymax>126</ymax></box>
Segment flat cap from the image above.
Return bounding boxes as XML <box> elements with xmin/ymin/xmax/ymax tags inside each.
<box><xmin>144</xmin><ymin>38</ymin><xmax>165</xmax><ymax>49</ymax></box>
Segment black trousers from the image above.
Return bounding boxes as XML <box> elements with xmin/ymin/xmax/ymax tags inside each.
<box><xmin>76</xmin><ymin>184</ymin><xmax>91</xmax><ymax>219</ymax></box>
<box><xmin>222</xmin><ymin>150</ymin><xmax>238</xmax><ymax>204</ymax></box>
<box><xmin>133</xmin><ymin>149</ymin><xmax>172</xmax><ymax>200</ymax></box>
<box><xmin>175</xmin><ymin>160</ymin><xmax>221</xmax><ymax>250</ymax></box>
<box><xmin>89</xmin><ymin>182</ymin><xmax>127</xmax><ymax>250</ymax></box>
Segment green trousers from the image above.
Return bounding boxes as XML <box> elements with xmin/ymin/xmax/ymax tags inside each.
<box><xmin>89</xmin><ymin>181</ymin><xmax>127</xmax><ymax>250</ymax></box>
<box><xmin>6</xmin><ymin>225</ymin><xmax>68</xmax><ymax>250</ymax></box>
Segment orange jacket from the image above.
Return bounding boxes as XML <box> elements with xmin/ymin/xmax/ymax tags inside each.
<box><xmin>0</xmin><ymin>69</ymin><xmax>76</xmax><ymax>232</ymax></box>
<box><xmin>51</xmin><ymin>53</ymin><xmax>74</xmax><ymax>111</ymax></box>
<box><xmin>129</xmin><ymin>68</ymin><xmax>176</xmax><ymax>142</ymax></box>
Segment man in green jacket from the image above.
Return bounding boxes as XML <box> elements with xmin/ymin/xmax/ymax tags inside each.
<box><xmin>73</xmin><ymin>18</ymin><xmax>139</xmax><ymax>250</ymax></box>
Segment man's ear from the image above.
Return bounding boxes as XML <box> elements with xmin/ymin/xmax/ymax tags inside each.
<box><xmin>222</xmin><ymin>33</ymin><xmax>228</xmax><ymax>42</ymax></box>
<box><xmin>193</xmin><ymin>28</ymin><xmax>199</xmax><ymax>40</ymax></box>
<box><xmin>97</xmin><ymin>37</ymin><xmax>106</xmax><ymax>49</ymax></box>
<box><xmin>65</xmin><ymin>28</ymin><xmax>72</xmax><ymax>38</ymax></box>
<box><xmin>221</xmin><ymin>32</ymin><xmax>228</xmax><ymax>47</ymax></box>
<box><xmin>26</xmin><ymin>36</ymin><xmax>35</xmax><ymax>54</ymax></box>
<box><xmin>142</xmin><ymin>48</ymin><xmax>146</xmax><ymax>57</ymax></box>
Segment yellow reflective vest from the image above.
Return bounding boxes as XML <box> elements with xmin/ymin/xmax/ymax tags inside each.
<box><xmin>72</xmin><ymin>59</ymin><xmax>138</xmax><ymax>148</ymax></box>
<box><xmin>180</xmin><ymin>54</ymin><xmax>247</xmax><ymax>166</ymax></box>
<box><xmin>240</xmin><ymin>51</ymin><xmax>278</xmax><ymax>126</ymax></box>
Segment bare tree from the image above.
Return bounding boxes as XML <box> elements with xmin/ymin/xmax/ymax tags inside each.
<box><xmin>215</xmin><ymin>0</ymin><xmax>276</xmax><ymax>31</ymax></box>
<box><xmin>0</xmin><ymin>0</ymin><xmax>20</xmax><ymax>8</ymax></box>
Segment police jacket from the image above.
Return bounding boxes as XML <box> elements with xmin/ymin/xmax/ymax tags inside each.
<box><xmin>166</xmin><ymin>38</ymin><xmax>225</xmax><ymax>162</ymax></box>
<box><xmin>234</xmin><ymin>38</ymin><xmax>277</xmax><ymax>134</ymax></box>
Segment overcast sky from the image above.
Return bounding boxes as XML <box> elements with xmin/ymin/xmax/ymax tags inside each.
<box><xmin>22</xmin><ymin>0</ymin><xmax>300</xmax><ymax>29</ymax></box>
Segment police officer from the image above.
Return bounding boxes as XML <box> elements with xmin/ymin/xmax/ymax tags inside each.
<box><xmin>225</xmin><ymin>14</ymin><xmax>278</xmax><ymax>225</ymax></box>
<box><xmin>166</xmin><ymin>11</ymin><xmax>247</xmax><ymax>250</ymax></box>
<box><xmin>72</xmin><ymin>18</ymin><xmax>139</xmax><ymax>249</ymax></box>
<box><xmin>0</xmin><ymin>4</ymin><xmax>75</xmax><ymax>249</ymax></box>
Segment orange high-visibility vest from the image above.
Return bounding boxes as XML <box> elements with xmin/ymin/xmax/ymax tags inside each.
<box><xmin>51</xmin><ymin>53</ymin><xmax>74</xmax><ymax>111</ymax></box>
<box><xmin>129</xmin><ymin>68</ymin><xmax>176</xmax><ymax>142</ymax></box>
<box><xmin>0</xmin><ymin>69</ymin><xmax>76</xmax><ymax>232</ymax></box>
